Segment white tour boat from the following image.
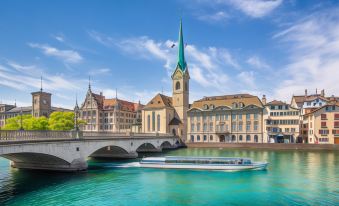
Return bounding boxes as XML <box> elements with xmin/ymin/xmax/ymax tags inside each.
<box><xmin>140</xmin><ymin>156</ymin><xmax>268</xmax><ymax>171</ymax></box>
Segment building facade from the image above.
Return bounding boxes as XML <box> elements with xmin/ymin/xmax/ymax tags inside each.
<box><xmin>187</xmin><ymin>94</ymin><xmax>264</xmax><ymax>143</ymax></box>
<box><xmin>303</xmin><ymin>101</ymin><xmax>339</xmax><ymax>144</ymax></box>
<box><xmin>79</xmin><ymin>85</ymin><xmax>143</xmax><ymax>132</ymax></box>
<box><xmin>263</xmin><ymin>100</ymin><xmax>300</xmax><ymax>143</ymax></box>
<box><xmin>142</xmin><ymin>20</ymin><xmax>189</xmax><ymax>141</ymax></box>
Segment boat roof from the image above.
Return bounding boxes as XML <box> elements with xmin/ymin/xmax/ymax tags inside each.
<box><xmin>142</xmin><ymin>156</ymin><xmax>252</xmax><ymax>161</ymax></box>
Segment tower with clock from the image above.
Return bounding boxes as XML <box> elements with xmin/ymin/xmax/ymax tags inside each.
<box><xmin>31</xmin><ymin>77</ymin><xmax>52</xmax><ymax>117</ymax></box>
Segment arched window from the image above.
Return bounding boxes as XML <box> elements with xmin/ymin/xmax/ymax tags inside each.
<box><xmin>157</xmin><ymin>114</ymin><xmax>160</xmax><ymax>132</ymax></box>
<box><xmin>147</xmin><ymin>115</ymin><xmax>150</xmax><ymax>132</ymax></box>
<box><xmin>191</xmin><ymin>135</ymin><xmax>194</xmax><ymax>142</ymax></box>
<box><xmin>172</xmin><ymin>128</ymin><xmax>176</xmax><ymax>135</ymax></box>
<box><xmin>197</xmin><ymin>135</ymin><xmax>201</xmax><ymax>141</ymax></box>
<box><xmin>152</xmin><ymin>112</ymin><xmax>155</xmax><ymax>131</ymax></box>
<box><xmin>185</xmin><ymin>82</ymin><xmax>188</xmax><ymax>91</ymax></box>
<box><xmin>239</xmin><ymin>135</ymin><xmax>243</xmax><ymax>141</ymax></box>
<box><xmin>175</xmin><ymin>81</ymin><xmax>181</xmax><ymax>90</ymax></box>
<box><xmin>232</xmin><ymin>135</ymin><xmax>236</xmax><ymax>142</ymax></box>
<box><xmin>246</xmin><ymin>135</ymin><xmax>251</xmax><ymax>142</ymax></box>
<box><xmin>203</xmin><ymin>104</ymin><xmax>209</xmax><ymax>110</ymax></box>
<box><xmin>232</xmin><ymin>102</ymin><xmax>238</xmax><ymax>109</ymax></box>
<box><xmin>254</xmin><ymin>135</ymin><xmax>258</xmax><ymax>143</ymax></box>
<box><xmin>210</xmin><ymin>135</ymin><xmax>213</xmax><ymax>141</ymax></box>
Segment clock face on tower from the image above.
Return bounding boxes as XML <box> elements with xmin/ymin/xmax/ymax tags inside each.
<box><xmin>43</xmin><ymin>99</ymin><xmax>47</xmax><ymax>105</ymax></box>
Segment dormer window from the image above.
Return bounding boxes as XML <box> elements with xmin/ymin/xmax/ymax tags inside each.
<box><xmin>203</xmin><ymin>104</ymin><xmax>209</xmax><ymax>110</ymax></box>
<box><xmin>232</xmin><ymin>102</ymin><xmax>238</xmax><ymax>109</ymax></box>
<box><xmin>209</xmin><ymin>104</ymin><xmax>215</xmax><ymax>109</ymax></box>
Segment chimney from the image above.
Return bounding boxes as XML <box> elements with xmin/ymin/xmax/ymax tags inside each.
<box><xmin>316</xmin><ymin>88</ymin><xmax>318</xmax><ymax>95</ymax></box>
<box><xmin>321</xmin><ymin>89</ymin><xmax>325</xmax><ymax>97</ymax></box>
<box><xmin>100</xmin><ymin>92</ymin><xmax>103</xmax><ymax>96</ymax></box>
<box><xmin>305</xmin><ymin>89</ymin><xmax>308</xmax><ymax>97</ymax></box>
<box><xmin>262</xmin><ymin>95</ymin><xmax>267</xmax><ymax>105</ymax></box>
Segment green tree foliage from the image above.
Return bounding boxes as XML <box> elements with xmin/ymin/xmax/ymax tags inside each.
<box><xmin>2</xmin><ymin>114</ymin><xmax>32</xmax><ymax>130</ymax></box>
<box><xmin>1</xmin><ymin>111</ymin><xmax>85</xmax><ymax>131</ymax></box>
<box><xmin>48</xmin><ymin>111</ymin><xmax>75</xmax><ymax>131</ymax></box>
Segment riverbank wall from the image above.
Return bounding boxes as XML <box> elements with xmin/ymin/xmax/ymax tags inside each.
<box><xmin>186</xmin><ymin>143</ymin><xmax>339</xmax><ymax>151</ymax></box>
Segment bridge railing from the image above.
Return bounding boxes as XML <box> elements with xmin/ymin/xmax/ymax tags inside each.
<box><xmin>82</xmin><ymin>131</ymin><xmax>174</xmax><ymax>139</ymax></box>
<box><xmin>0</xmin><ymin>130</ymin><xmax>76</xmax><ymax>142</ymax></box>
<box><xmin>0</xmin><ymin>130</ymin><xmax>176</xmax><ymax>142</ymax></box>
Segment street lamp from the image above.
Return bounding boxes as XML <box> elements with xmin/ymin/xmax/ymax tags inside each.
<box><xmin>19</xmin><ymin>107</ymin><xmax>24</xmax><ymax>131</ymax></box>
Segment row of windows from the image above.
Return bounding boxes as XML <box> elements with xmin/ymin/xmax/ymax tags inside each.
<box><xmin>267</xmin><ymin>127</ymin><xmax>297</xmax><ymax>133</ymax></box>
<box><xmin>147</xmin><ymin>112</ymin><xmax>161</xmax><ymax>132</ymax></box>
<box><xmin>190</xmin><ymin>134</ymin><xmax>259</xmax><ymax>142</ymax></box>
<box><xmin>191</xmin><ymin>122</ymin><xmax>259</xmax><ymax>132</ymax></box>
<box><xmin>82</xmin><ymin>110</ymin><xmax>137</xmax><ymax>118</ymax></box>
<box><xmin>190</xmin><ymin>113</ymin><xmax>259</xmax><ymax>122</ymax></box>
<box><xmin>318</xmin><ymin>129</ymin><xmax>339</xmax><ymax>135</ymax></box>
<box><xmin>270</xmin><ymin>105</ymin><xmax>289</xmax><ymax>110</ymax></box>
<box><xmin>270</xmin><ymin>111</ymin><xmax>299</xmax><ymax>116</ymax></box>
<box><xmin>266</xmin><ymin>119</ymin><xmax>299</xmax><ymax>125</ymax></box>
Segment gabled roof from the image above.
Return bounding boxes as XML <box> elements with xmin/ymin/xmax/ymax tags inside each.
<box><xmin>305</xmin><ymin>101</ymin><xmax>339</xmax><ymax>115</ymax></box>
<box><xmin>103</xmin><ymin>98</ymin><xmax>144</xmax><ymax>112</ymax></box>
<box><xmin>266</xmin><ymin>100</ymin><xmax>287</xmax><ymax>105</ymax></box>
<box><xmin>190</xmin><ymin>94</ymin><xmax>263</xmax><ymax>110</ymax></box>
<box><xmin>144</xmin><ymin>93</ymin><xmax>173</xmax><ymax>109</ymax></box>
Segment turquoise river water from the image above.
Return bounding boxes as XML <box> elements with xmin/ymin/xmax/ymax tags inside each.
<box><xmin>0</xmin><ymin>148</ymin><xmax>338</xmax><ymax>206</ymax></box>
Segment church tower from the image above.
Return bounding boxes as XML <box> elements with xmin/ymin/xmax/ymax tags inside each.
<box><xmin>171</xmin><ymin>20</ymin><xmax>190</xmax><ymax>138</ymax></box>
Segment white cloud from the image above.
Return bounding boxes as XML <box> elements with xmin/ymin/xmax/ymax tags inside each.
<box><xmin>198</xmin><ymin>11</ymin><xmax>229</xmax><ymax>23</ymax></box>
<box><xmin>88</xmin><ymin>68</ymin><xmax>111</xmax><ymax>76</ymax></box>
<box><xmin>225</xmin><ymin>0</ymin><xmax>283</xmax><ymax>18</ymax></box>
<box><xmin>237</xmin><ymin>71</ymin><xmax>256</xmax><ymax>88</ymax></box>
<box><xmin>28</xmin><ymin>43</ymin><xmax>83</xmax><ymax>63</ymax></box>
<box><xmin>0</xmin><ymin>61</ymin><xmax>81</xmax><ymax>92</ymax></box>
<box><xmin>247</xmin><ymin>55</ymin><xmax>270</xmax><ymax>69</ymax></box>
<box><xmin>272</xmin><ymin>8</ymin><xmax>339</xmax><ymax>100</ymax></box>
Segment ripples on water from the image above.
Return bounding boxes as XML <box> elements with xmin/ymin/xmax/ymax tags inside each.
<box><xmin>0</xmin><ymin>148</ymin><xmax>338</xmax><ymax>206</ymax></box>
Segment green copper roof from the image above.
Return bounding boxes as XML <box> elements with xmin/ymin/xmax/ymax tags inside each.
<box><xmin>177</xmin><ymin>20</ymin><xmax>186</xmax><ymax>72</ymax></box>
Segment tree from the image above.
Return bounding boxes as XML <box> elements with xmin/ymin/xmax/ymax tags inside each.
<box><xmin>24</xmin><ymin>116</ymin><xmax>49</xmax><ymax>130</ymax></box>
<box><xmin>2</xmin><ymin>114</ymin><xmax>32</xmax><ymax>130</ymax></box>
<box><xmin>48</xmin><ymin>111</ymin><xmax>83</xmax><ymax>131</ymax></box>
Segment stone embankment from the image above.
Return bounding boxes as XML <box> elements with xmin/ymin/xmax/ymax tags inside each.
<box><xmin>186</xmin><ymin>143</ymin><xmax>339</xmax><ymax>151</ymax></box>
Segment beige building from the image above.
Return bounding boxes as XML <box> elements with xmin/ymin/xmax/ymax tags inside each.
<box><xmin>142</xmin><ymin>20</ymin><xmax>189</xmax><ymax>141</ymax></box>
<box><xmin>79</xmin><ymin>85</ymin><xmax>143</xmax><ymax>132</ymax></box>
<box><xmin>303</xmin><ymin>101</ymin><xmax>339</xmax><ymax>144</ymax></box>
<box><xmin>263</xmin><ymin>100</ymin><xmax>300</xmax><ymax>143</ymax></box>
<box><xmin>187</xmin><ymin>94</ymin><xmax>264</xmax><ymax>143</ymax></box>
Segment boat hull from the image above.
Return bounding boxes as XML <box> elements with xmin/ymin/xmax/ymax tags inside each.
<box><xmin>139</xmin><ymin>162</ymin><xmax>268</xmax><ymax>171</ymax></box>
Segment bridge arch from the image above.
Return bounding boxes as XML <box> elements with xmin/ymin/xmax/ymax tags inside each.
<box><xmin>0</xmin><ymin>152</ymin><xmax>86</xmax><ymax>171</ymax></box>
<box><xmin>160</xmin><ymin>141</ymin><xmax>172</xmax><ymax>149</ymax></box>
<box><xmin>88</xmin><ymin>145</ymin><xmax>133</xmax><ymax>159</ymax></box>
<box><xmin>136</xmin><ymin>142</ymin><xmax>160</xmax><ymax>153</ymax></box>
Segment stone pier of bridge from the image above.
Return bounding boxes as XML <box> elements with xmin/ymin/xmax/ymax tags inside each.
<box><xmin>0</xmin><ymin>131</ymin><xmax>180</xmax><ymax>172</ymax></box>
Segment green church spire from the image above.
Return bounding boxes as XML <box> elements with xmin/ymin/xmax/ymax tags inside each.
<box><xmin>177</xmin><ymin>19</ymin><xmax>186</xmax><ymax>72</ymax></box>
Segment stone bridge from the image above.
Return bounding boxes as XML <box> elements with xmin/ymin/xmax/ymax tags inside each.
<box><xmin>0</xmin><ymin>131</ymin><xmax>180</xmax><ymax>172</ymax></box>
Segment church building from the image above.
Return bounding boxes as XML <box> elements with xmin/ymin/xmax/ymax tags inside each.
<box><xmin>142</xmin><ymin>20</ymin><xmax>190</xmax><ymax>141</ymax></box>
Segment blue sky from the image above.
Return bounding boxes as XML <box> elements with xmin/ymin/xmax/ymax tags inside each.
<box><xmin>1</xmin><ymin>0</ymin><xmax>339</xmax><ymax>108</ymax></box>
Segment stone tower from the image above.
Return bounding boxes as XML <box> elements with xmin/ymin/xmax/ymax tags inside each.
<box><xmin>31</xmin><ymin>78</ymin><xmax>52</xmax><ymax>117</ymax></box>
<box><xmin>171</xmin><ymin>20</ymin><xmax>190</xmax><ymax>138</ymax></box>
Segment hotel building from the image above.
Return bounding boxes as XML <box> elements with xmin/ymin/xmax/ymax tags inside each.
<box><xmin>187</xmin><ymin>94</ymin><xmax>264</xmax><ymax>143</ymax></box>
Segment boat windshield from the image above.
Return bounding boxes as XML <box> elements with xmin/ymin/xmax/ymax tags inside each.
<box><xmin>165</xmin><ymin>157</ymin><xmax>252</xmax><ymax>165</ymax></box>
